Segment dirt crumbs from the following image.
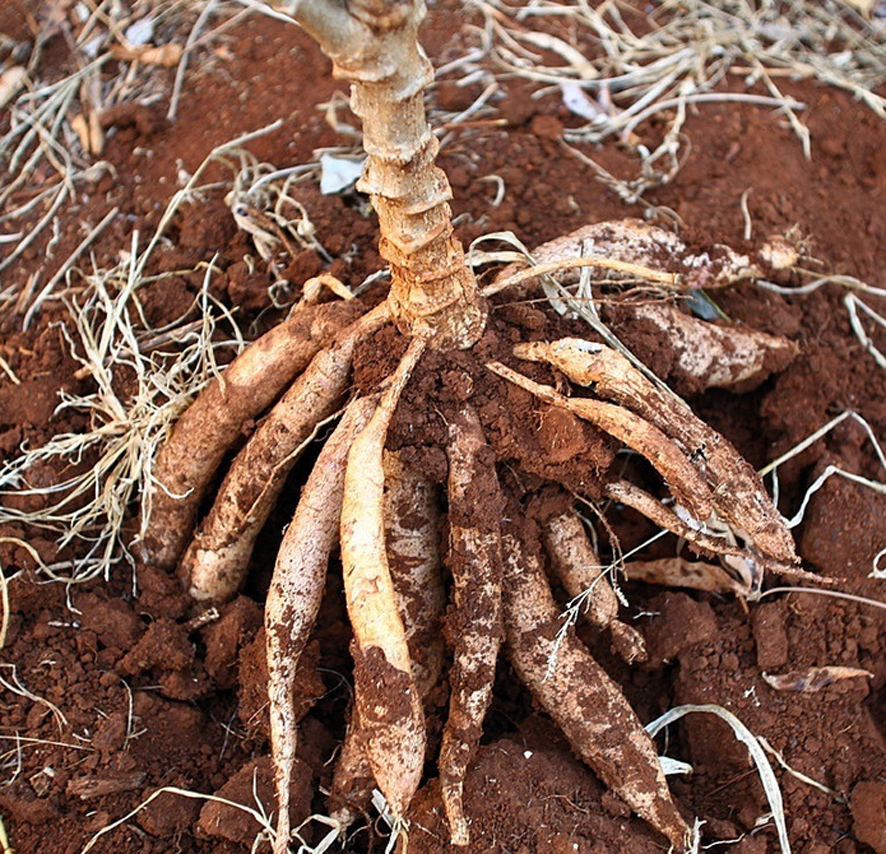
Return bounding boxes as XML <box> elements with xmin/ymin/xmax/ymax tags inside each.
<box><xmin>852</xmin><ymin>782</ymin><xmax>886</xmax><ymax>854</ymax></box>
<box><xmin>408</xmin><ymin>733</ymin><xmax>665</xmax><ymax>854</ymax></box>
<box><xmin>1</xmin><ymin>4</ymin><xmax>886</xmax><ymax>854</ymax></box>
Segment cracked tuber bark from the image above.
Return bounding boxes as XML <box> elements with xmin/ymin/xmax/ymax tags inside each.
<box><xmin>287</xmin><ymin>0</ymin><xmax>486</xmax><ymax>348</ymax></box>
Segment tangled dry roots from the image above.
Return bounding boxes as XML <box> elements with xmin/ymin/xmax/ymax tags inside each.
<box><xmin>140</xmin><ymin>220</ymin><xmax>803</xmax><ymax>852</ymax></box>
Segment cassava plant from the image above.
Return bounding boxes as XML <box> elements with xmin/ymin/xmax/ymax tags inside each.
<box><xmin>140</xmin><ymin>1</ymin><xmax>807</xmax><ymax>850</ymax></box>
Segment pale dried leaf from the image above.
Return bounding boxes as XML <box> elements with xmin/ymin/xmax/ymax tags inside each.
<box><xmin>124</xmin><ymin>16</ymin><xmax>155</xmax><ymax>46</ymax></box>
<box><xmin>320</xmin><ymin>153</ymin><xmax>365</xmax><ymax>195</ymax></box>
<box><xmin>0</xmin><ymin>66</ymin><xmax>26</xmax><ymax>112</ymax></box>
<box><xmin>762</xmin><ymin>666</ymin><xmax>873</xmax><ymax>693</ymax></box>
<box><xmin>560</xmin><ymin>81</ymin><xmax>604</xmax><ymax>121</ymax></box>
<box><xmin>623</xmin><ymin>556</ymin><xmax>748</xmax><ymax>596</ymax></box>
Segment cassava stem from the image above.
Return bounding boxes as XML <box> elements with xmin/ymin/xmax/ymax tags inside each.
<box><xmin>440</xmin><ymin>405</ymin><xmax>504</xmax><ymax>845</ymax></box>
<box><xmin>142</xmin><ymin>299</ymin><xmax>361</xmax><ymax>569</ymax></box>
<box><xmin>340</xmin><ymin>335</ymin><xmax>427</xmax><ymax>819</ymax></box>
<box><xmin>266</xmin><ymin>396</ymin><xmax>375</xmax><ymax>854</ymax></box>
<box><xmin>181</xmin><ymin>303</ymin><xmax>390</xmax><ymax>601</ymax></box>
<box><xmin>288</xmin><ymin>0</ymin><xmax>485</xmax><ymax>348</ymax></box>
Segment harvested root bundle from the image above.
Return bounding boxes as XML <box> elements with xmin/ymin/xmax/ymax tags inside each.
<box><xmin>135</xmin><ymin>1</ymin><xmax>806</xmax><ymax>850</ymax></box>
<box><xmin>489</xmin><ymin>335</ymin><xmax>800</xmax><ymax>600</ymax></box>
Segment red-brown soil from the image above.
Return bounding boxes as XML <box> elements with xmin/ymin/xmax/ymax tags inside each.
<box><xmin>2</xmin><ymin>5</ymin><xmax>886</xmax><ymax>854</ymax></box>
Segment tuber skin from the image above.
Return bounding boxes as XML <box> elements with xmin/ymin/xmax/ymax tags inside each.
<box><xmin>339</xmin><ymin>337</ymin><xmax>428</xmax><ymax>819</ymax></box>
<box><xmin>266</xmin><ymin>396</ymin><xmax>375</xmax><ymax>854</ymax></box>
<box><xmin>440</xmin><ymin>405</ymin><xmax>504</xmax><ymax>845</ymax></box>
<box><xmin>501</xmin><ymin>520</ymin><xmax>690</xmax><ymax>850</ymax></box>
<box><xmin>542</xmin><ymin>506</ymin><xmax>648</xmax><ymax>664</ymax></box>
<box><xmin>142</xmin><ymin>299</ymin><xmax>361</xmax><ymax>570</ymax></box>
<box><xmin>181</xmin><ymin>303</ymin><xmax>390</xmax><ymax>601</ymax></box>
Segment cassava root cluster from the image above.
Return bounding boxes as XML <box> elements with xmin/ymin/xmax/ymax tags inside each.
<box><xmin>140</xmin><ymin>225</ymin><xmax>800</xmax><ymax>850</ymax></box>
<box><xmin>138</xmin><ymin>1</ymin><xmax>803</xmax><ymax>850</ymax></box>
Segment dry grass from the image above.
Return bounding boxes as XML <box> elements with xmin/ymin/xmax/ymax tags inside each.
<box><xmin>758</xmin><ymin>273</ymin><xmax>886</xmax><ymax>371</ymax></box>
<box><xmin>648</xmin><ymin>704</ymin><xmax>790</xmax><ymax>853</ymax></box>
<box><xmin>78</xmin><ymin>780</ymin><xmax>342</xmax><ymax>854</ymax></box>
<box><xmin>0</xmin><ymin>242</ymin><xmax>242</xmax><ymax>587</ymax></box>
<box><xmin>0</xmin><ymin>110</ymin><xmax>351</xmax><ymax>586</ymax></box>
<box><xmin>759</xmin><ymin>409</ymin><xmax>886</xmax><ymax>576</ymax></box>
<box><xmin>0</xmin><ymin>0</ymin><xmax>247</xmax><ymax>323</ymax></box>
<box><xmin>455</xmin><ymin>0</ymin><xmax>886</xmax><ymax>202</ymax></box>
